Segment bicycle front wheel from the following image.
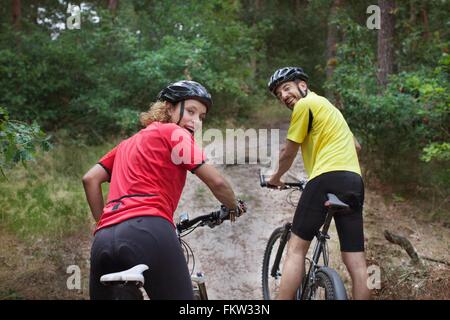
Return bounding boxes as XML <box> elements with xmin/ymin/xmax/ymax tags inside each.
<box><xmin>261</xmin><ymin>226</ymin><xmax>291</xmax><ymax>300</ymax></box>
<box><xmin>308</xmin><ymin>267</ymin><xmax>348</xmax><ymax>300</ymax></box>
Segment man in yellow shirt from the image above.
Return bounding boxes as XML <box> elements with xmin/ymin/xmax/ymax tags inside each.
<box><xmin>267</xmin><ymin>67</ymin><xmax>370</xmax><ymax>300</ymax></box>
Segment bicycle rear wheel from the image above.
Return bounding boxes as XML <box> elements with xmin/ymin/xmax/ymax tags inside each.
<box><xmin>307</xmin><ymin>267</ymin><xmax>348</xmax><ymax>300</ymax></box>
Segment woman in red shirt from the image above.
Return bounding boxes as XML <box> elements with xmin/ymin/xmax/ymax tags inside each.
<box><xmin>82</xmin><ymin>80</ymin><xmax>245</xmax><ymax>299</ymax></box>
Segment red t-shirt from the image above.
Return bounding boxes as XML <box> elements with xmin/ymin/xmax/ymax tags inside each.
<box><xmin>95</xmin><ymin>122</ymin><xmax>205</xmax><ymax>233</ymax></box>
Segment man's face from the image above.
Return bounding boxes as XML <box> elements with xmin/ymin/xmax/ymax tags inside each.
<box><xmin>275</xmin><ymin>81</ymin><xmax>303</xmax><ymax>110</ymax></box>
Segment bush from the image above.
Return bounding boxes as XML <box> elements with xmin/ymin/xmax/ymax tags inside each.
<box><xmin>0</xmin><ymin>107</ymin><xmax>51</xmax><ymax>176</ymax></box>
<box><xmin>327</xmin><ymin>16</ymin><xmax>450</xmax><ymax>195</ymax></box>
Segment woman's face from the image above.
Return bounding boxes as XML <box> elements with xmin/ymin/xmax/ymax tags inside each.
<box><xmin>170</xmin><ymin>99</ymin><xmax>207</xmax><ymax>134</ymax></box>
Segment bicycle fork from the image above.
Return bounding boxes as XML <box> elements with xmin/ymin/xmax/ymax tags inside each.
<box><xmin>191</xmin><ymin>272</ymin><xmax>208</xmax><ymax>300</ymax></box>
<box><xmin>271</xmin><ymin>223</ymin><xmax>292</xmax><ymax>278</ymax></box>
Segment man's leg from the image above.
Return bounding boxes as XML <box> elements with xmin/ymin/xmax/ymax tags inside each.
<box><xmin>341</xmin><ymin>251</ymin><xmax>371</xmax><ymax>300</ymax></box>
<box><xmin>277</xmin><ymin>233</ymin><xmax>311</xmax><ymax>300</ymax></box>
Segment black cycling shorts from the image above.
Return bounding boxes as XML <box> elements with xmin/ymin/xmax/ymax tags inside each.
<box><xmin>90</xmin><ymin>216</ymin><xmax>194</xmax><ymax>300</ymax></box>
<box><xmin>292</xmin><ymin>171</ymin><xmax>365</xmax><ymax>252</ymax></box>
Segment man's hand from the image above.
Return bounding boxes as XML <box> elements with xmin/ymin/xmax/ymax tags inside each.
<box><xmin>268</xmin><ymin>175</ymin><xmax>285</xmax><ymax>189</ymax></box>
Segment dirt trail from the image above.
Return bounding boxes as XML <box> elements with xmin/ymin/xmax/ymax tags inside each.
<box><xmin>175</xmin><ymin>122</ymin><xmax>450</xmax><ymax>299</ymax></box>
<box><xmin>176</xmin><ymin>123</ymin><xmax>346</xmax><ymax>299</ymax></box>
<box><xmin>1</xmin><ymin>123</ymin><xmax>449</xmax><ymax>299</ymax></box>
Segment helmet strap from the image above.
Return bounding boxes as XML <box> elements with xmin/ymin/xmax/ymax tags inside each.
<box><xmin>297</xmin><ymin>83</ymin><xmax>308</xmax><ymax>98</ymax></box>
<box><xmin>176</xmin><ymin>100</ymin><xmax>185</xmax><ymax>126</ymax></box>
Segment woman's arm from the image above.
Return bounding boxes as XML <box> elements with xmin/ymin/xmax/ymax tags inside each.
<box><xmin>82</xmin><ymin>164</ymin><xmax>110</xmax><ymax>222</ymax></box>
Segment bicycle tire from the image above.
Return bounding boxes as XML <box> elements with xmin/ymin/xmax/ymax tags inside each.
<box><xmin>261</xmin><ymin>226</ymin><xmax>291</xmax><ymax>300</ymax></box>
<box><xmin>307</xmin><ymin>267</ymin><xmax>348</xmax><ymax>300</ymax></box>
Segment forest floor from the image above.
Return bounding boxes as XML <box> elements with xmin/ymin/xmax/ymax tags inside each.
<box><xmin>1</xmin><ymin>123</ymin><xmax>449</xmax><ymax>300</ymax></box>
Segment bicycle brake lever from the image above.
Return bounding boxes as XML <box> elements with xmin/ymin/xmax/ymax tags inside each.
<box><xmin>207</xmin><ymin>221</ymin><xmax>217</xmax><ymax>228</ymax></box>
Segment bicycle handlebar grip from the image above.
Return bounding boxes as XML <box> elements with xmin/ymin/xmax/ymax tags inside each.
<box><xmin>259</xmin><ymin>170</ymin><xmax>268</xmax><ymax>187</ymax></box>
<box><xmin>259</xmin><ymin>171</ymin><xmax>279</xmax><ymax>189</ymax></box>
<box><xmin>206</xmin><ymin>210</ymin><xmax>225</xmax><ymax>228</ymax></box>
<box><xmin>218</xmin><ymin>208</ymin><xmax>228</xmax><ymax>221</ymax></box>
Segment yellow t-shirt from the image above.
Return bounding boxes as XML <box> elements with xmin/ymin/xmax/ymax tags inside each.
<box><xmin>287</xmin><ymin>91</ymin><xmax>361</xmax><ymax>180</ymax></box>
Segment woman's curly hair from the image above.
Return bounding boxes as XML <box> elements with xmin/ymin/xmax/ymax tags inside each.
<box><xmin>139</xmin><ymin>101</ymin><xmax>173</xmax><ymax>127</ymax></box>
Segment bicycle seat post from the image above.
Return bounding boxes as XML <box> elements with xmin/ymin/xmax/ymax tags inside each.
<box><xmin>310</xmin><ymin>209</ymin><xmax>334</xmax><ymax>268</ymax></box>
<box><xmin>319</xmin><ymin>210</ymin><xmax>334</xmax><ymax>240</ymax></box>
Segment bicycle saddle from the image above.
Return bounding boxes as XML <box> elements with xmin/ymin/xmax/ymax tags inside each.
<box><xmin>325</xmin><ymin>193</ymin><xmax>349</xmax><ymax>210</ymax></box>
<box><xmin>100</xmin><ymin>264</ymin><xmax>149</xmax><ymax>285</ymax></box>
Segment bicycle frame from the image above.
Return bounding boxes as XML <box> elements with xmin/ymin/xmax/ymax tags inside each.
<box><xmin>299</xmin><ymin>210</ymin><xmax>333</xmax><ymax>299</ymax></box>
<box><xmin>270</xmin><ymin>210</ymin><xmax>335</xmax><ymax>300</ymax></box>
<box><xmin>191</xmin><ymin>272</ymin><xmax>208</xmax><ymax>300</ymax></box>
<box><xmin>260</xmin><ymin>170</ymin><xmax>349</xmax><ymax>300</ymax></box>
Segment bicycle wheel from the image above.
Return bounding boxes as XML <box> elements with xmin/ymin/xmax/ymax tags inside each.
<box><xmin>261</xmin><ymin>226</ymin><xmax>291</xmax><ymax>300</ymax></box>
<box><xmin>307</xmin><ymin>267</ymin><xmax>348</xmax><ymax>300</ymax></box>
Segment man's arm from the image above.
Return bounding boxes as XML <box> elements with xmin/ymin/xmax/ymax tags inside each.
<box><xmin>268</xmin><ymin>139</ymin><xmax>301</xmax><ymax>186</ymax></box>
<box><xmin>82</xmin><ymin>164</ymin><xmax>109</xmax><ymax>222</ymax></box>
<box><xmin>194</xmin><ymin>163</ymin><xmax>237</xmax><ymax>209</ymax></box>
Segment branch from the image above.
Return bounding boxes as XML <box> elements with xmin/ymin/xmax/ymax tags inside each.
<box><xmin>384</xmin><ymin>230</ymin><xmax>450</xmax><ymax>267</ymax></box>
<box><xmin>421</xmin><ymin>256</ymin><xmax>450</xmax><ymax>267</ymax></box>
<box><xmin>384</xmin><ymin>230</ymin><xmax>421</xmax><ymax>265</ymax></box>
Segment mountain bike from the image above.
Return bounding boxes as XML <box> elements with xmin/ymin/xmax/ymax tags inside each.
<box><xmin>99</xmin><ymin>203</ymin><xmax>245</xmax><ymax>300</ymax></box>
<box><xmin>259</xmin><ymin>170</ymin><xmax>348</xmax><ymax>300</ymax></box>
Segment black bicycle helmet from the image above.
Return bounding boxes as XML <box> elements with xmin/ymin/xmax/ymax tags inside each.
<box><xmin>157</xmin><ymin>80</ymin><xmax>212</xmax><ymax>111</ymax></box>
<box><xmin>268</xmin><ymin>67</ymin><xmax>309</xmax><ymax>95</ymax></box>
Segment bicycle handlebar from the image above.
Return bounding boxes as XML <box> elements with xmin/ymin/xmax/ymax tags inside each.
<box><xmin>176</xmin><ymin>203</ymin><xmax>243</xmax><ymax>233</ymax></box>
<box><xmin>259</xmin><ymin>169</ymin><xmax>306</xmax><ymax>190</ymax></box>
<box><xmin>176</xmin><ymin>210</ymin><xmax>222</xmax><ymax>232</ymax></box>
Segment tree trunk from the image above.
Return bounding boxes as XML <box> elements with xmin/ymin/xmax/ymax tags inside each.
<box><xmin>294</xmin><ymin>0</ymin><xmax>307</xmax><ymax>16</ymax></box>
<box><xmin>250</xmin><ymin>0</ymin><xmax>261</xmax><ymax>82</ymax></box>
<box><xmin>325</xmin><ymin>0</ymin><xmax>342</xmax><ymax>101</ymax></box>
<box><xmin>421</xmin><ymin>6</ymin><xmax>430</xmax><ymax>40</ymax></box>
<box><xmin>377</xmin><ymin>0</ymin><xmax>396</xmax><ymax>89</ymax></box>
<box><xmin>409</xmin><ymin>2</ymin><xmax>416</xmax><ymax>26</ymax></box>
<box><xmin>12</xmin><ymin>0</ymin><xmax>21</xmax><ymax>30</ymax></box>
<box><xmin>295</xmin><ymin>0</ymin><xmax>301</xmax><ymax>15</ymax></box>
<box><xmin>108</xmin><ymin>0</ymin><xmax>118</xmax><ymax>12</ymax></box>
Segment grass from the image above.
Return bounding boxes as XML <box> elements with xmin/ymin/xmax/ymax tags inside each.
<box><xmin>0</xmin><ymin>138</ymin><xmax>118</xmax><ymax>242</ymax></box>
<box><xmin>0</xmin><ymin>289</ymin><xmax>25</xmax><ymax>300</ymax></box>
